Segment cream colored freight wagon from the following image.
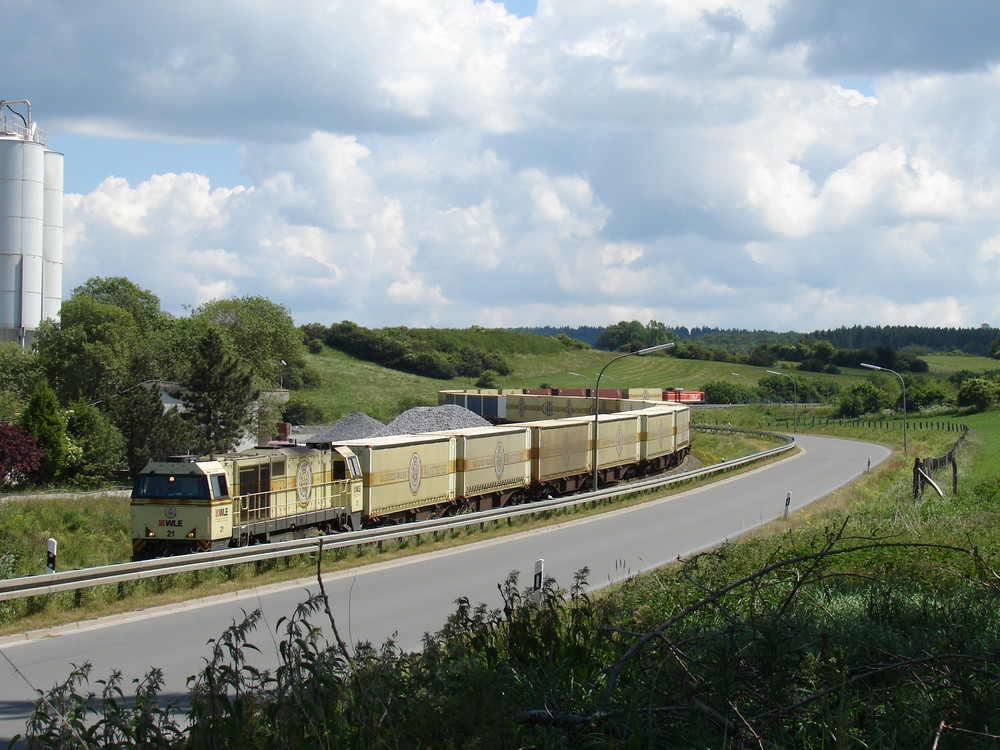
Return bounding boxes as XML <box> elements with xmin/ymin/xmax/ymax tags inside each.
<box><xmin>525</xmin><ymin>417</ymin><xmax>592</xmax><ymax>493</ymax></box>
<box><xmin>334</xmin><ymin>434</ymin><xmax>457</xmax><ymax>523</ymax></box>
<box><xmin>441</xmin><ymin>424</ymin><xmax>533</xmax><ymax>508</ymax></box>
<box><xmin>505</xmin><ymin>393</ymin><xmax>594</xmax><ymax>422</ymax></box>
<box><xmin>637</xmin><ymin>403</ymin><xmax>690</xmax><ymax>472</ymax></box>
<box><xmin>594</xmin><ymin>412</ymin><xmax>642</xmax><ymax>479</ymax></box>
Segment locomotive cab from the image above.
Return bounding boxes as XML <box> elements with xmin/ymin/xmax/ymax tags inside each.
<box><xmin>131</xmin><ymin>446</ymin><xmax>364</xmax><ymax>561</ymax></box>
<box><xmin>130</xmin><ymin>458</ymin><xmax>231</xmax><ymax>560</ymax></box>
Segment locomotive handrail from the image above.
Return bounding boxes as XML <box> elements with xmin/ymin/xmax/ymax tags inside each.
<box><xmin>0</xmin><ymin>428</ymin><xmax>793</xmax><ymax>603</ymax></box>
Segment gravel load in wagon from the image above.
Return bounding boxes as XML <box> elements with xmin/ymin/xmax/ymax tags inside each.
<box><xmin>369</xmin><ymin>404</ymin><xmax>490</xmax><ymax>437</ymax></box>
<box><xmin>310</xmin><ymin>411</ymin><xmax>386</xmax><ymax>442</ymax></box>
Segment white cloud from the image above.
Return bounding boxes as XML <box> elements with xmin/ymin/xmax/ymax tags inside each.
<box><xmin>9</xmin><ymin>0</ymin><xmax>1000</xmax><ymax>331</ymax></box>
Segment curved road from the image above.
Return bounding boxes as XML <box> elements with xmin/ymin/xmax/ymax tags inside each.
<box><xmin>0</xmin><ymin>434</ymin><xmax>890</xmax><ymax>742</ymax></box>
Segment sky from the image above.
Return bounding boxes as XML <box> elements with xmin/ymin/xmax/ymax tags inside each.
<box><xmin>7</xmin><ymin>0</ymin><xmax>1000</xmax><ymax>332</ymax></box>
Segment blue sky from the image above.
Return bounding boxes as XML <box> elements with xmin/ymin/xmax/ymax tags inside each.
<box><xmin>9</xmin><ymin>0</ymin><xmax>1000</xmax><ymax>331</ymax></box>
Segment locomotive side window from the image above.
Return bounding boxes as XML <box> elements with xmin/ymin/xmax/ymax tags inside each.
<box><xmin>210</xmin><ymin>474</ymin><xmax>229</xmax><ymax>499</ymax></box>
<box><xmin>133</xmin><ymin>474</ymin><xmax>209</xmax><ymax>499</ymax></box>
<box><xmin>272</xmin><ymin>460</ymin><xmax>286</xmax><ymax>476</ymax></box>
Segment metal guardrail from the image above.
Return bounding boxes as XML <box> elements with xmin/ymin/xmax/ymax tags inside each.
<box><xmin>0</xmin><ymin>429</ymin><xmax>794</xmax><ymax>603</ymax></box>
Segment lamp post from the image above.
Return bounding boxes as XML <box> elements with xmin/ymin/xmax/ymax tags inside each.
<box><xmin>592</xmin><ymin>342</ymin><xmax>674</xmax><ymax>490</ymax></box>
<box><xmin>861</xmin><ymin>362</ymin><xmax>907</xmax><ymax>452</ymax></box>
<box><xmin>766</xmin><ymin>370</ymin><xmax>798</xmax><ymax>432</ymax></box>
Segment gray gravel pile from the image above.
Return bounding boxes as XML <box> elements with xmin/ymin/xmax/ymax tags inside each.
<box><xmin>309</xmin><ymin>412</ymin><xmax>386</xmax><ymax>442</ymax></box>
<box><xmin>369</xmin><ymin>404</ymin><xmax>490</xmax><ymax>437</ymax></box>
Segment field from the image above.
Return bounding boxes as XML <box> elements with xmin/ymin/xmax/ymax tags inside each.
<box><xmin>297</xmin><ymin>341</ymin><xmax>1000</xmax><ymax>425</ymax></box>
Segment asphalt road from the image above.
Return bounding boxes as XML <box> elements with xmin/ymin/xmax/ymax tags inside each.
<box><xmin>0</xmin><ymin>434</ymin><xmax>890</xmax><ymax>743</ymax></box>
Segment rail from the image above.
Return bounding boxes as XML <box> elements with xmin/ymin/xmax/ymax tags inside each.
<box><xmin>0</xmin><ymin>428</ymin><xmax>794</xmax><ymax>602</ymax></box>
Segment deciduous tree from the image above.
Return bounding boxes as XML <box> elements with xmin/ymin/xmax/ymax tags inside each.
<box><xmin>191</xmin><ymin>296</ymin><xmax>304</xmax><ymax>388</ymax></box>
<box><xmin>0</xmin><ymin>423</ymin><xmax>43</xmax><ymax>487</ymax></box>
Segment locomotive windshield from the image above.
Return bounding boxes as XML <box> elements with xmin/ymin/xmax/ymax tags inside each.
<box><xmin>133</xmin><ymin>474</ymin><xmax>211</xmax><ymax>500</ymax></box>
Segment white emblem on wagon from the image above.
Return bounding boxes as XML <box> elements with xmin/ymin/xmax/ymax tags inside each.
<box><xmin>164</xmin><ymin>507</ymin><xmax>177</xmax><ymax>519</ymax></box>
<box><xmin>296</xmin><ymin>459</ymin><xmax>312</xmax><ymax>505</ymax></box>
<box><xmin>408</xmin><ymin>452</ymin><xmax>422</xmax><ymax>494</ymax></box>
<box><xmin>494</xmin><ymin>441</ymin><xmax>505</xmax><ymax>477</ymax></box>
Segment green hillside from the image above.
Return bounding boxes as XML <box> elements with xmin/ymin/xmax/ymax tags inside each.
<box><xmin>295</xmin><ymin>338</ymin><xmax>999</xmax><ymax>425</ymax></box>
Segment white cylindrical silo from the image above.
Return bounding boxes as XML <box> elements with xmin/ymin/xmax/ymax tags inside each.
<box><xmin>42</xmin><ymin>149</ymin><xmax>64</xmax><ymax>323</ymax></box>
<box><xmin>1</xmin><ymin>101</ymin><xmax>62</xmax><ymax>346</ymax></box>
<box><xmin>0</xmin><ymin>133</ymin><xmax>23</xmax><ymax>337</ymax></box>
<box><xmin>17</xmin><ymin>138</ymin><xmax>45</xmax><ymax>329</ymax></box>
<box><xmin>0</xmin><ymin>253</ymin><xmax>20</xmax><ymax>336</ymax></box>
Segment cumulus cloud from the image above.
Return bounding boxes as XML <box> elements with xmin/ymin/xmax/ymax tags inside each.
<box><xmin>9</xmin><ymin>0</ymin><xmax>1000</xmax><ymax>330</ymax></box>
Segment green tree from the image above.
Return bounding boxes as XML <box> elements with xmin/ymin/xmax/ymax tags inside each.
<box><xmin>747</xmin><ymin>344</ymin><xmax>776</xmax><ymax>367</ymax></box>
<box><xmin>475</xmin><ymin>369</ymin><xmax>501</xmax><ymax>389</ymax></box>
<box><xmin>19</xmin><ymin>381</ymin><xmax>68</xmax><ymax>483</ymax></box>
<box><xmin>34</xmin><ymin>297</ymin><xmax>139</xmax><ymax>403</ymax></box>
<box><xmin>64</xmin><ymin>400</ymin><xmax>127</xmax><ymax>488</ymax></box>
<box><xmin>839</xmin><ymin>380</ymin><xmax>892</xmax><ymax>418</ymax></box>
<box><xmin>906</xmin><ymin>378</ymin><xmax>950</xmax><ymax>412</ymax></box>
<box><xmin>181</xmin><ymin>328</ymin><xmax>258</xmax><ymax>454</ymax></box>
<box><xmin>72</xmin><ymin>276</ymin><xmax>167</xmax><ymax>333</ymax></box>
<box><xmin>281</xmin><ymin>397</ymin><xmax>326</xmax><ymax>426</ymax></box>
<box><xmin>701</xmin><ymin>380</ymin><xmax>746</xmax><ymax>404</ymax></box>
<box><xmin>596</xmin><ymin>320</ymin><xmax>647</xmax><ymax>352</ymax></box>
<box><xmin>191</xmin><ymin>296</ymin><xmax>304</xmax><ymax>388</ymax></box>
<box><xmin>956</xmin><ymin>377</ymin><xmax>997</xmax><ymax>412</ymax></box>
<box><xmin>105</xmin><ymin>384</ymin><xmax>199</xmax><ymax>477</ymax></box>
<box><xmin>0</xmin><ymin>342</ymin><xmax>41</xmax><ymax>420</ymax></box>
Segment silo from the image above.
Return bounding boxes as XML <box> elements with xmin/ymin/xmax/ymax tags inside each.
<box><xmin>42</xmin><ymin>149</ymin><xmax>64</xmax><ymax>323</ymax></box>
<box><xmin>0</xmin><ymin>100</ymin><xmax>63</xmax><ymax>347</ymax></box>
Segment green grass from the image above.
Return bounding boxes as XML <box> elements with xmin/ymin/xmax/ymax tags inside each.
<box><xmin>298</xmin><ymin>341</ymin><xmax>1000</xmax><ymax>425</ymax></box>
<box><xmin>301</xmin><ymin>347</ymin><xmax>710</xmax><ymax>424</ymax></box>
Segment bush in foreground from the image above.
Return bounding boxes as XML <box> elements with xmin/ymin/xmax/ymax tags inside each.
<box><xmin>20</xmin><ymin>522</ymin><xmax>1000</xmax><ymax>748</ymax></box>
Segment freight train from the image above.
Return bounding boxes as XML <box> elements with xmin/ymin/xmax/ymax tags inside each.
<box><xmin>130</xmin><ymin>390</ymin><xmax>691</xmax><ymax>560</ymax></box>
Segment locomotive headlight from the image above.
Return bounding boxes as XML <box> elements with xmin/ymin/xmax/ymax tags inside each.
<box><xmin>186</xmin><ymin>528</ymin><xmax>196</xmax><ymax>538</ymax></box>
<box><xmin>146</xmin><ymin>527</ymin><xmax>155</xmax><ymax>538</ymax></box>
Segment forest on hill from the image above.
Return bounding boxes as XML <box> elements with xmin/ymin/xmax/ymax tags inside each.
<box><xmin>512</xmin><ymin>323</ymin><xmax>1000</xmax><ymax>356</ymax></box>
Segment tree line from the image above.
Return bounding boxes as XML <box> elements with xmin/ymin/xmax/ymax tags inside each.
<box><xmin>301</xmin><ymin>321</ymin><xmax>515</xmax><ymax>382</ymax></box>
<box><xmin>527</xmin><ymin>320</ymin><xmax>1000</xmax><ymax>358</ymax></box>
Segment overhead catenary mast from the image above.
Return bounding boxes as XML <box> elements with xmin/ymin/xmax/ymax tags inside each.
<box><xmin>0</xmin><ymin>99</ymin><xmax>64</xmax><ymax>348</ymax></box>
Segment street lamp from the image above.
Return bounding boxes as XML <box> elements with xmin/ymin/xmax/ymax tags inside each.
<box><xmin>861</xmin><ymin>362</ymin><xmax>907</xmax><ymax>452</ymax></box>
<box><xmin>766</xmin><ymin>370</ymin><xmax>798</xmax><ymax>432</ymax></box>
<box><xmin>592</xmin><ymin>342</ymin><xmax>674</xmax><ymax>490</ymax></box>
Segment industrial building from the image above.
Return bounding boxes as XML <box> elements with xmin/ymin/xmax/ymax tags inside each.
<box><xmin>0</xmin><ymin>99</ymin><xmax>63</xmax><ymax>348</ymax></box>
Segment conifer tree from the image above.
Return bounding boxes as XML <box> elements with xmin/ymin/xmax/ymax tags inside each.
<box><xmin>106</xmin><ymin>384</ymin><xmax>199</xmax><ymax>477</ymax></box>
<box><xmin>181</xmin><ymin>328</ymin><xmax>258</xmax><ymax>454</ymax></box>
<box><xmin>19</xmin><ymin>381</ymin><xmax>68</xmax><ymax>483</ymax></box>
